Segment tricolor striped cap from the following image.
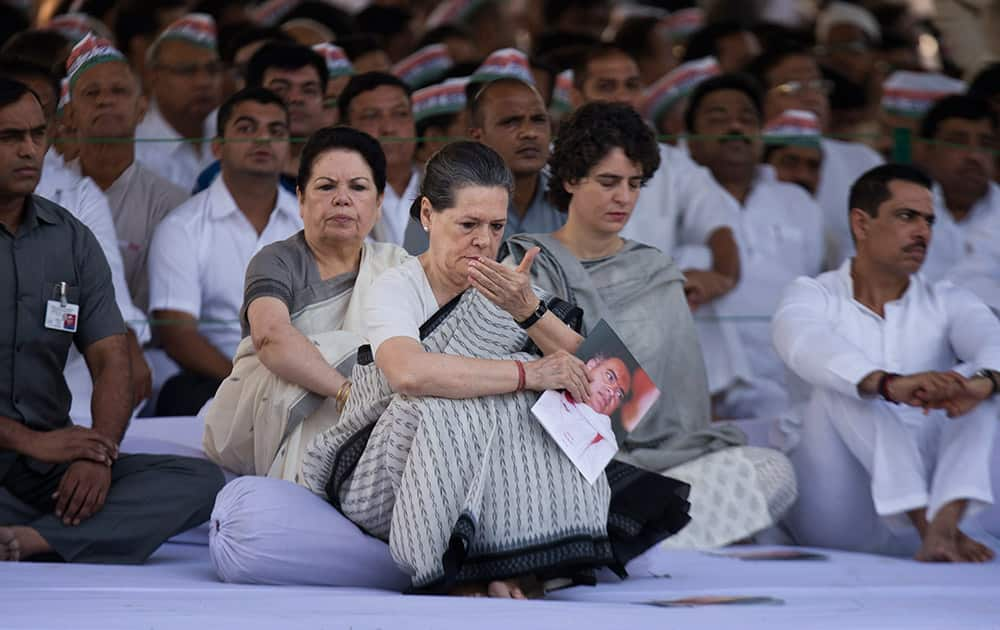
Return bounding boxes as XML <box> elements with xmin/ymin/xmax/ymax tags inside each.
<box><xmin>640</xmin><ymin>56</ymin><xmax>720</xmax><ymax>126</ymax></box>
<box><xmin>46</xmin><ymin>12</ymin><xmax>112</xmax><ymax>44</ymax></box>
<box><xmin>412</xmin><ymin>77</ymin><xmax>470</xmax><ymax>123</ymax></box>
<box><xmin>470</xmin><ymin>48</ymin><xmax>534</xmax><ymax>85</ymax></box>
<box><xmin>251</xmin><ymin>0</ymin><xmax>301</xmax><ymax>27</ymax></box>
<box><xmin>153</xmin><ymin>13</ymin><xmax>217</xmax><ymax>53</ymax></box>
<box><xmin>312</xmin><ymin>43</ymin><xmax>354</xmax><ymax>79</ymax></box>
<box><xmin>763</xmin><ymin>109</ymin><xmax>822</xmax><ymax>147</ymax></box>
<box><xmin>881</xmin><ymin>71</ymin><xmax>966</xmax><ymax>118</ymax></box>
<box><xmin>661</xmin><ymin>8</ymin><xmax>705</xmax><ymax>40</ymax></box>
<box><xmin>426</xmin><ymin>0</ymin><xmax>491</xmax><ymax>29</ymax></box>
<box><xmin>65</xmin><ymin>33</ymin><xmax>127</xmax><ymax>92</ymax></box>
<box><xmin>392</xmin><ymin>44</ymin><xmax>455</xmax><ymax>90</ymax></box>
<box><xmin>550</xmin><ymin>69</ymin><xmax>574</xmax><ymax>114</ymax></box>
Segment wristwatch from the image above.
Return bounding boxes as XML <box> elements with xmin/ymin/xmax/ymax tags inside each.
<box><xmin>974</xmin><ymin>369</ymin><xmax>999</xmax><ymax>396</ymax></box>
<box><xmin>517</xmin><ymin>300</ymin><xmax>548</xmax><ymax>329</ymax></box>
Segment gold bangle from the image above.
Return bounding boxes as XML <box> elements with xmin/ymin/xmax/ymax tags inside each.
<box><xmin>335</xmin><ymin>381</ymin><xmax>352</xmax><ymax>412</ymax></box>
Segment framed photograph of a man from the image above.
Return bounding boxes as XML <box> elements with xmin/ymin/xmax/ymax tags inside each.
<box><xmin>531</xmin><ymin>319</ymin><xmax>660</xmax><ymax>483</ymax></box>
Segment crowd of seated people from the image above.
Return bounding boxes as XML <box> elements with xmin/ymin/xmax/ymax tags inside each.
<box><xmin>2</xmin><ymin>0</ymin><xmax>1000</xmax><ymax>599</ymax></box>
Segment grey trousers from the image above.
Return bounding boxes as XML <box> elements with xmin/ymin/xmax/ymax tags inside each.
<box><xmin>0</xmin><ymin>453</ymin><xmax>224</xmax><ymax>564</ymax></box>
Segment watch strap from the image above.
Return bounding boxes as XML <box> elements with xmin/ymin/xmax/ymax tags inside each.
<box><xmin>517</xmin><ymin>300</ymin><xmax>548</xmax><ymax>329</ymax></box>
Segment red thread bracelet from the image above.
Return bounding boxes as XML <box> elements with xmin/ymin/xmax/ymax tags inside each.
<box><xmin>515</xmin><ymin>360</ymin><xmax>526</xmax><ymax>392</ymax></box>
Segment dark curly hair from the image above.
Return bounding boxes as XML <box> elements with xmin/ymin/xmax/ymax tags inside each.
<box><xmin>547</xmin><ymin>102</ymin><xmax>660</xmax><ymax>212</ymax></box>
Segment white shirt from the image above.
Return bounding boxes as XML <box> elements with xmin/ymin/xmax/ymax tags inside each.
<box><xmin>816</xmin><ymin>139</ymin><xmax>884</xmax><ymax>266</ymax></box>
<box><xmin>148</xmin><ymin>176</ymin><xmax>302</xmax><ymax>359</ymax></box>
<box><xmin>620</xmin><ymin>143</ymin><xmax>738</xmax><ymax>257</ymax></box>
<box><xmin>364</xmin><ymin>256</ymin><xmax>437</xmax><ymax>355</ymax></box>
<box><xmin>910</xmin><ymin>183</ymin><xmax>1000</xmax><ymax>314</ymax></box>
<box><xmin>37</xmin><ymin>152</ymin><xmax>150</xmax><ymax>344</ymax></box>
<box><xmin>713</xmin><ymin>169</ymin><xmax>825</xmax><ymax>416</ymax></box>
<box><xmin>772</xmin><ymin>259</ymin><xmax>1000</xmax><ymax>410</ymax></box>
<box><xmin>371</xmin><ymin>168</ymin><xmax>421</xmax><ymax>247</ymax></box>
<box><xmin>135</xmin><ymin>101</ymin><xmax>217</xmax><ymax>192</ymax></box>
<box><xmin>66</xmin><ymin>159</ymin><xmax>189</xmax><ymax>312</ymax></box>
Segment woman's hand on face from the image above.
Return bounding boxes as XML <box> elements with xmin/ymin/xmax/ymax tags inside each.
<box><xmin>524</xmin><ymin>350</ymin><xmax>592</xmax><ymax>404</ymax></box>
<box><xmin>468</xmin><ymin>247</ymin><xmax>541</xmax><ymax>321</ymax></box>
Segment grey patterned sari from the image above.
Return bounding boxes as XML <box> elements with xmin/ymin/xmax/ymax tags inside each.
<box><xmin>301</xmin><ymin>289</ymin><xmax>690</xmax><ymax>591</ymax></box>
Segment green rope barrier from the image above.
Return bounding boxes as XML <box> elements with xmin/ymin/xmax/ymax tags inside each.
<box><xmin>51</xmin><ymin>132</ymin><xmax>1000</xmax><ymax>156</ymax></box>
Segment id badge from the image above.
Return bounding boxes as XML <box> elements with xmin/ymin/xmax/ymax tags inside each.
<box><xmin>44</xmin><ymin>281</ymin><xmax>79</xmax><ymax>333</ymax></box>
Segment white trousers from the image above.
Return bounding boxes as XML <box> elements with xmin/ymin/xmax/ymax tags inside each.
<box><xmin>785</xmin><ymin>389</ymin><xmax>996</xmax><ymax>555</ymax></box>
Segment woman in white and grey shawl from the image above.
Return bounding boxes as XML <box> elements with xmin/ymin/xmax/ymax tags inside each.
<box><xmin>502</xmin><ymin>102</ymin><xmax>798</xmax><ymax>550</ymax></box>
<box><xmin>302</xmin><ymin>142</ymin><xmax>691</xmax><ymax>598</ymax></box>
<box><xmin>203</xmin><ymin>128</ymin><xmax>408</xmax><ymax>481</ymax></box>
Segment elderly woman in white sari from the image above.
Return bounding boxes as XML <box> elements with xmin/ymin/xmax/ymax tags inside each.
<box><xmin>502</xmin><ymin>102</ymin><xmax>797</xmax><ymax>549</ymax></box>
<box><xmin>302</xmin><ymin>142</ymin><xmax>691</xmax><ymax>598</ymax></box>
<box><xmin>203</xmin><ymin>127</ymin><xmax>408</xmax><ymax>480</ymax></box>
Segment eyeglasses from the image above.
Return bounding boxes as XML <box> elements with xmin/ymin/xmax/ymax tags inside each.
<box><xmin>770</xmin><ymin>79</ymin><xmax>834</xmax><ymax>97</ymax></box>
<box><xmin>156</xmin><ymin>61</ymin><xmax>225</xmax><ymax>77</ymax></box>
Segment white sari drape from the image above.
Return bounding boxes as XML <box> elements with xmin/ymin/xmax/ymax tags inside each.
<box><xmin>203</xmin><ymin>242</ymin><xmax>408</xmax><ymax>481</ymax></box>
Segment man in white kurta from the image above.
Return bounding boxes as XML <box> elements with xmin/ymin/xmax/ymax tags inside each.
<box><xmin>148</xmin><ymin>88</ymin><xmax>302</xmax><ymax>416</ymax></box>
<box><xmin>61</xmin><ymin>34</ymin><xmax>190</xmax><ymax>313</ymax></box>
<box><xmin>685</xmin><ymin>76</ymin><xmax>825</xmax><ymax>418</ymax></box>
<box><xmin>915</xmin><ymin>94</ymin><xmax>1000</xmax><ymax>311</ymax></box>
<box><xmin>338</xmin><ymin>72</ymin><xmax>423</xmax><ymax>253</ymax></box>
<box><xmin>747</xmin><ymin>45</ymin><xmax>884</xmax><ymax>267</ymax></box>
<box><xmin>773</xmin><ymin>164</ymin><xmax>999</xmax><ymax>562</ymax></box>
<box><xmin>134</xmin><ymin>14</ymin><xmax>223</xmax><ymax>191</ymax></box>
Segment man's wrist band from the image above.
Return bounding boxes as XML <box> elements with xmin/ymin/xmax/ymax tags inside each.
<box><xmin>975</xmin><ymin>369</ymin><xmax>999</xmax><ymax>396</ymax></box>
<box><xmin>878</xmin><ymin>372</ymin><xmax>900</xmax><ymax>404</ymax></box>
<box><xmin>517</xmin><ymin>300</ymin><xmax>547</xmax><ymax>329</ymax></box>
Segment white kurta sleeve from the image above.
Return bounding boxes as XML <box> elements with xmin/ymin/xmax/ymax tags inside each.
<box><xmin>76</xmin><ymin>178</ymin><xmax>151</xmax><ymax>344</ymax></box>
<box><xmin>943</xmin><ymin>283</ymin><xmax>1000</xmax><ymax>376</ymax></box>
<box><xmin>363</xmin><ymin>261</ymin><xmax>433</xmax><ymax>355</ymax></box>
<box><xmin>148</xmin><ymin>214</ymin><xmax>202</xmax><ymax>320</ymax></box>
<box><xmin>674</xmin><ymin>159</ymin><xmax>738</xmax><ymax>248</ymax></box>
<box><xmin>772</xmin><ymin>277</ymin><xmax>881</xmax><ymax>398</ymax></box>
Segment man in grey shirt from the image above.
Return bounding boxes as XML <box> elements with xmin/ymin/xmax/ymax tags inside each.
<box><xmin>63</xmin><ymin>34</ymin><xmax>188</xmax><ymax>313</ymax></box>
<box><xmin>0</xmin><ymin>78</ymin><xmax>223</xmax><ymax>563</ymax></box>
<box><xmin>470</xmin><ymin>78</ymin><xmax>566</xmax><ymax>241</ymax></box>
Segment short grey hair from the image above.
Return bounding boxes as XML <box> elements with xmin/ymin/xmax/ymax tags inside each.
<box><xmin>409</xmin><ymin>141</ymin><xmax>514</xmax><ymax>220</ymax></box>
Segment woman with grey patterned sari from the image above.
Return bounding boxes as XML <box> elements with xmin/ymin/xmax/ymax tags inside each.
<box><xmin>203</xmin><ymin>128</ymin><xmax>408</xmax><ymax>480</ymax></box>
<box><xmin>302</xmin><ymin>142</ymin><xmax>690</xmax><ymax>598</ymax></box>
<box><xmin>502</xmin><ymin>102</ymin><xmax>797</xmax><ymax>549</ymax></box>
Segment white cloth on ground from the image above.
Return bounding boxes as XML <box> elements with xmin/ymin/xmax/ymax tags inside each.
<box><xmin>772</xmin><ymin>260</ymin><xmax>1000</xmax><ymax>549</ymax></box>
<box><xmin>209</xmin><ymin>476</ymin><xmax>410</xmax><ymax>588</ymax></box>
<box><xmin>148</xmin><ymin>176</ymin><xmax>302</xmax><ymax>360</ymax></box>
<box><xmin>134</xmin><ymin>101</ymin><xmax>217</xmax><ymax>191</ymax></box>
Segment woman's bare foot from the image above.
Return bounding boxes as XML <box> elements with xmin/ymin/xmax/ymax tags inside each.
<box><xmin>450</xmin><ymin>582</ymin><xmax>488</xmax><ymax>597</ymax></box>
<box><xmin>450</xmin><ymin>576</ymin><xmax>543</xmax><ymax>599</ymax></box>
<box><xmin>0</xmin><ymin>527</ymin><xmax>20</xmax><ymax>561</ymax></box>
<box><xmin>0</xmin><ymin>526</ymin><xmax>51</xmax><ymax>562</ymax></box>
<box><xmin>957</xmin><ymin>531</ymin><xmax>995</xmax><ymax>563</ymax></box>
<box><xmin>487</xmin><ymin>579</ymin><xmax>527</xmax><ymax>599</ymax></box>
<box><xmin>915</xmin><ymin>528</ymin><xmax>963</xmax><ymax>563</ymax></box>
